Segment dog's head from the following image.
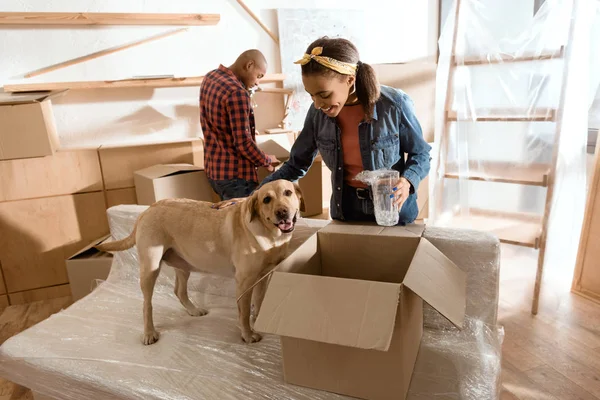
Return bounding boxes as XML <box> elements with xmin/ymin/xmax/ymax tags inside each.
<box><xmin>245</xmin><ymin>179</ymin><xmax>305</xmax><ymax>234</ymax></box>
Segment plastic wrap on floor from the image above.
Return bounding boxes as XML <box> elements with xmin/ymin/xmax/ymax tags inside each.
<box><xmin>0</xmin><ymin>205</ymin><xmax>504</xmax><ymax>400</ymax></box>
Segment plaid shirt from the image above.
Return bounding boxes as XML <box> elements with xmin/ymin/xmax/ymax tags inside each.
<box><xmin>199</xmin><ymin>65</ymin><xmax>269</xmax><ymax>181</ymax></box>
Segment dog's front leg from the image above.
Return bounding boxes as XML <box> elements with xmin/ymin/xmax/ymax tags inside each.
<box><xmin>236</xmin><ymin>273</ymin><xmax>262</xmax><ymax>344</ymax></box>
<box><xmin>250</xmin><ymin>275</ymin><xmax>270</xmax><ymax>329</ymax></box>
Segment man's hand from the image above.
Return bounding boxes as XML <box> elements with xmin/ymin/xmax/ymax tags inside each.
<box><xmin>211</xmin><ymin>197</ymin><xmax>247</xmax><ymax>210</ymax></box>
<box><xmin>392</xmin><ymin>177</ymin><xmax>412</xmax><ymax>209</ymax></box>
<box><xmin>266</xmin><ymin>155</ymin><xmax>281</xmax><ymax>172</ymax></box>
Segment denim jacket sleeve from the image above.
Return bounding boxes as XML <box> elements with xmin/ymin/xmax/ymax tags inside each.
<box><xmin>260</xmin><ymin>108</ymin><xmax>319</xmax><ymax>185</ymax></box>
<box><xmin>396</xmin><ymin>94</ymin><xmax>432</xmax><ymax>193</ymax></box>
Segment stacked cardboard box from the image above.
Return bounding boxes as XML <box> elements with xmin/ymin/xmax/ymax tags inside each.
<box><xmin>0</xmin><ymin>132</ymin><xmax>204</xmax><ymax>308</ymax></box>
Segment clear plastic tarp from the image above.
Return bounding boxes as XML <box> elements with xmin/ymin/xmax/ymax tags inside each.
<box><xmin>430</xmin><ymin>0</ymin><xmax>600</xmax><ymax>297</ymax></box>
<box><xmin>0</xmin><ymin>205</ymin><xmax>504</xmax><ymax>399</ymax></box>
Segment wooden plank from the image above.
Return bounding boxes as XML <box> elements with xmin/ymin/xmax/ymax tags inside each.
<box><xmin>445</xmin><ymin>161</ymin><xmax>550</xmax><ymax>186</ymax></box>
<box><xmin>0</xmin><ymin>149</ymin><xmax>102</xmax><ymax>202</ymax></box>
<box><xmin>447</xmin><ymin>108</ymin><xmax>556</xmax><ymax>122</ymax></box>
<box><xmin>501</xmin><ymin>360</ymin><xmax>559</xmax><ymax>400</ymax></box>
<box><xmin>532</xmin><ymin>1</ymin><xmax>578</xmax><ymax>315</ymax></box>
<box><xmin>8</xmin><ymin>284</ymin><xmax>72</xmax><ymax>305</ymax></box>
<box><xmin>457</xmin><ymin>46</ymin><xmax>564</xmax><ymax>66</ymax></box>
<box><xmin>25</xmin><ymin>28</ymin><xmax>188</xmax><ymax>78</ymax></box>
<box><xmin>0</xmin><ymin>12</ymin><xmax>220</xmax><ymax>26</ymax></box>
<box><xmin>501</xmin><ymin>339</ymin><xmax>545</xmax><ymax>372</ymax></box>
<box><xmin>106</xmin><ymin>188</ymin><xmax>138</xmax><ymax>208</ymax></box>
<box><xmin>234</xmin><ymin>0</ymin><xmax>279</xmax><ymax>44</ymax></box>
<box><xmin>0</xmin><ymin>192</ymin><xmax>109</xmax><ymax>293</ymax></box>
<box><xmin>98</xmin><ymin>139</ymin><xmax>203</xmax><ymax>190</ymax></box>
<box><xmin>572</xmin><ymin>131</ymin><xmax>600</xmax><ymax>300</ymax></box>
<box><xmin>503</xmin><ymin>317</ymin><xmax>600</xmax><ymax>398</ymax></box>
<box><xmin>258</xmin><ymin>87</ymin><xmax>294</xmax><ymax>94</ymax></box>
<box><xmin>526</xmin><ymin>365</ymin><xmax>598</xmax><ymax>400</ymax></box>
<box><xmin>442</xmin><ymin>209</ymin><xmax>542</xmax><ymax>248</ymax></box>
<box><xmin>3</xmin><ymin>73</ymin><xmax>286</xmax><ymax>93</ymax></box>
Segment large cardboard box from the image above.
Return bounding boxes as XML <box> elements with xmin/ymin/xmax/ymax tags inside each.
<box><xmin>0</xmin><ymin>92</ymin><xmax>61</xmax><ymax>160</ymax></box>
<box><xmin>255</xmin><ymin>222</ymin><xmax>466</xmax><ymax>400</ymax></box>
<box><xmin>0</xmin><ymin>149</ymin><xmax>102</xmax><ymax>202</ymax></box>
<box><xmin>134</xmin><ymin>163</ymin><xmax>218</xmax><ymax>205</ymax></box>
<box><xmin>256</xmin><ymin>134</ymin><xmax>323</xmax><ymax>217</ymax></box>
<box><xmin>66</xmin><ymin>235</ymin><xmax>113</xmax><ymax>301</ymax></box>
<box><xmin>98</xmin><ymin>139</ymin><xmax>204</xmax><ymax>190</ymax></box>
<box><xmin>0</xmin><ymin>192</ymin><xmax>109</xmax><ymax>293</ymax></box>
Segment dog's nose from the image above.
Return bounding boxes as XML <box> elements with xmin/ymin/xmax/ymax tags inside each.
<box><xmin>276</xmin><ymin>209</ymin><xmax>289</xmax><ymax>220</ymax></box>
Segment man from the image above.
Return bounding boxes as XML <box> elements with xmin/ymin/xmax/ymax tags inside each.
<box><xmin>200</xmin><ymin>49</ymin><xmax>279</xmax><ymax>200</ymax></box>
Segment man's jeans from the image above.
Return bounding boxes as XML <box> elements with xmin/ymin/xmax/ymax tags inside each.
<box><xmin>208</xmin><ymin>178</ymin><xmax>258</xmax><ymax>201</ymax></box>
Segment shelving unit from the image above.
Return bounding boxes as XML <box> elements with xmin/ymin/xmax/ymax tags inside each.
<box><xmin>0</xmin><ymin>12</ymin><xmax>220</xmax><ymax>26</ymax></box>
<box><xmin>3</xmin><ymin>74</ymin><xmax>286</xmax><ymax>93</ymax></box>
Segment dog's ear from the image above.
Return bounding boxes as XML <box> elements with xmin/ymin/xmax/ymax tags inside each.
<box><xmin>245</xmin><ymin>191</ymin><xmax>259</xmax><ymax>222</ymax></box>
<box><xmin>293</xmin><ymin>182</ymin><xmax>306</xmax><ymax>213</ymax></box>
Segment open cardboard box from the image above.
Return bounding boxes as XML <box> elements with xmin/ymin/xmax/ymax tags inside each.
<box><xmin>256</xmin><ymin>135</ymin><xmax>323</xmax><ymax>217</ymax></box>
<box><xmin>65</xmin><ymin>235</ymin><xmax>113</xmax><ymax>302</ymax></box>
<box><xmin>0</xmin><ymin>92</ymin><xmax>62</xmax><ymax>160</ymax></box>
<box><xmin>134</xmin><ymin>163</ymin><xmax>218</xmax><ymax>205</ymax></box>
<box><xmin>254</xmin><ymin>222</ymin><xmax>466</xmax><ymax>400</ymax></box>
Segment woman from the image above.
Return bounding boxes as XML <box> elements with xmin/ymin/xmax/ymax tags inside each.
<box><xmin>224</xmin><ymin>37</ymin><xmax>431</xmax><ymax>225</ymax></box>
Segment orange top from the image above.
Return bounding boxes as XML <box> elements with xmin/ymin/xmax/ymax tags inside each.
<box><xmin>337</xmin><ymin>104</ymin><xmax>367</xmax><ymax>188</ymax></box>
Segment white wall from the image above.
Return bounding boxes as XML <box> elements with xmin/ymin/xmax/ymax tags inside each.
<box><xmin>0</xmin><ymin>0</ymin><xmax>437</xmax><ymax>149</ymax></box>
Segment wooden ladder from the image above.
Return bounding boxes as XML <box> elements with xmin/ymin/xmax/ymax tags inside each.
<box><xmin>434</xmin><ymin>0</ymin><xmax>579</xmax><ymax>314</ymax></box>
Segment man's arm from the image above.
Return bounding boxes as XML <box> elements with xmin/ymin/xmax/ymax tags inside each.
<box><xmin>261</xmin><ymin>107</ymin><xmax>319</xmax><ymax>185</ymax></box>
<box><xmin>227</xmin><ymin>89</ymin><xmax>271</xmax><ymax>167</ymax></box>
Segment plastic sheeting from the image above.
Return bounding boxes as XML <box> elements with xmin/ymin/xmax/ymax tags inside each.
<box><xmin>430</xmin><ymin>0</ymin><xmax>599</xmax><ymax>288</ymax></box>
<box><xmin>0</xmin><ymin>205</ymin><xmax>504</xmax><ymax>400</ymax></box>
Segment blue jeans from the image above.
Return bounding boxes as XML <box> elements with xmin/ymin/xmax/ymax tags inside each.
<box><xmin>208</xmin><ymin>178</ymin><xmax>258</xmax><ymax>201</ymax></box>
<box><xmin>340</xmin><ymin>185</ymin><xmax>419</xmax><ymax>226</ymax></box>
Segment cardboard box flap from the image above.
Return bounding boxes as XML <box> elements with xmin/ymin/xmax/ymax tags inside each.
<box><xmin>254</xmin><ymin>272</ymin><xmax>401</xmax><ymax>351</ymax></box>
<box><xmin>68</xmin><ymin>234</ymin><xmax>112</xmax><ymax>260</ymax></box>
<box><xmin>321</xmin><ymin>222</ymin><xmax>424</xmax><ymax>238</ymax></box>
<box><xmin>135</xmin><ymin>163</ymin><xmax>202</xmax><ymax>179</ymax></box>
<box><xmin>403</xmin><ymin>239</ymin><xmax>467</xmax><ymax>328</ymax></box>
<box><xmin>257</xmin><ymin>139</ymin><xmax>291</xmax><ymax>159</ymax></box>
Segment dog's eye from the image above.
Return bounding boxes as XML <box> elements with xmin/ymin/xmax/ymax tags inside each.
<box><xmin>284</xmin><ymin>190</ymin><xmax>293</xmax><ymax>197</ymax></box>
<box><xmin>263</xmin><ymin>196</ymin><xmax>271</xmax><ymax>204</ymax></box>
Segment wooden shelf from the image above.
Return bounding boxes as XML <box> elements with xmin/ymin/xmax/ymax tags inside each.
<box><xmin>447</xmin><ymin>108</ymin><xmax>556</xmax><ymax>122</ymax></box>
<box><xmin>445</xmin><ymin>162</ymin><xmax>550</xmax><ymax>186</ymax></box>
<box><xmin>0</xmin><ymin>12</ymin><xmax>220</xmax><ymax>26</ymax></box>
<box><xmin>3</xmin><ymin>74</ymin><xmax>286</xmax><ymax>93</ymax></box>
<box><xmin>455</xmin><ymin>47</ymin><xmax>564</xmax><ymax>66</ymax></box>
<box><xmin>440</xmin><ymin>209</ymin><xmax>542</xmax><ymax>248</ymax></box>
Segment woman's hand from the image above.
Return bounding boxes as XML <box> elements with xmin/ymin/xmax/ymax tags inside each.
<box><xmin>211</xmin><ymin>197</ymin><xmax>247</xmax><ymax>210</ymax></box>
<box><xmin>392</xmin><ymin>177</ymin><xmax>411</xmax><ymax>209</ymax></box>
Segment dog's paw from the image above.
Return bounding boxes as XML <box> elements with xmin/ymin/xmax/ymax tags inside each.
<box><xmin>143</xmin><ymin>330</ymin><xmax>160</xmax><ymax>345</ymax></box>
<box><xmin>242</xmin><ymin>331</ymin><xmax>262</xmax><ymax>344</ymax></box>
<box><xmin>188</xmin><ymin>307</ymin><xmax>208</xmax><ymax>317</ymax></box>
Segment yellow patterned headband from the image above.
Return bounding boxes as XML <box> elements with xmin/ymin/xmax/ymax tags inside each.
<box><xmin>294</xmin><ymin>47</ymin><xmax>358</xmax><ymax>76</ymax></box>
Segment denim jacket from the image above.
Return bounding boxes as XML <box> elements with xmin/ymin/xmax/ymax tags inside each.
<box><xmin>262</xmin><ymin>85</ymin><xmax>432</xmax><ymax>220</ymax></box>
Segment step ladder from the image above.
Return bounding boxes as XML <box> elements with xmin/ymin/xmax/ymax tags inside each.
<box><xmin>432</xmin><ymin>0</ymin><xmax>587</xmax><ymax>314</ymax></box>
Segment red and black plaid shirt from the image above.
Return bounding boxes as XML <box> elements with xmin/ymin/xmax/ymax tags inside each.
<box><xmin>199</xmin><ymin>65</ymin><xmax>269</xmax><ymax>181</ymax></box>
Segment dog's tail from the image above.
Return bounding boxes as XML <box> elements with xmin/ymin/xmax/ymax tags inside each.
<box><xmin>96</xmin><ymin>221</ymin><xmax>137</xmax><ymax>252</ymax></box>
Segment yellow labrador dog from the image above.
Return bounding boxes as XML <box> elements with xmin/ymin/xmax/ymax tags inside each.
<box><xmin>96</xmin><ymin>179</ymin><xmax>304</xmax><ymax>345</ymax></box>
